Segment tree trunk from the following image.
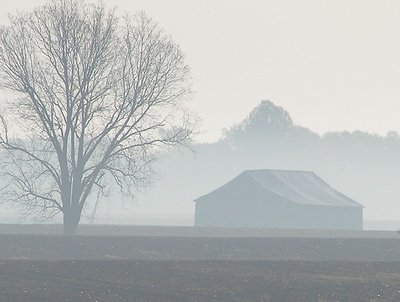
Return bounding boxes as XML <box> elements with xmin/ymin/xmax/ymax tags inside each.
<box><xmin>63</xmin><ymin>208</ymin><xmax>81</xmax><ymax>235</ymax></box>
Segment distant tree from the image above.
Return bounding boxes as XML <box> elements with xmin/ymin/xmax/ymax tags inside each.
<box><xmin>0</xmin><ymin>0</ymin><xmax>192</xmax><ymax>234</ymax></box>
<box><xmin>222</xmin><ymin>100</ymin><xmax>295</xmax><ymax>151</ymax></box>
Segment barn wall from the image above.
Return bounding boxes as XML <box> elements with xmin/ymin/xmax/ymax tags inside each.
<box><xmin>282</xmin><ymin>204</ymin><xmax>363</xmax><ymax>230</ymax></box>
<box><xmin>195</xmin><ymin>173</ymin><xmax>288</xmax><ymax>227</ymax></box>
<box><xmin>195</xmin><ymin>193</ymin><xmax>287</xmax><ymax>228</ymax></box>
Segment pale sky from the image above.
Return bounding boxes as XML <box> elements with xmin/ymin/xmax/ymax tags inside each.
<box><xmin>2</xmin><ymin>0</ymin><xmax>400</xmax><ymax>142</ymax></box>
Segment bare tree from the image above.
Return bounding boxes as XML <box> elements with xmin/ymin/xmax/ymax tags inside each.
<box><xmin>0</xmin><ymin>0</ymin><xmax>192</xmax><ymax>235</ymax></box>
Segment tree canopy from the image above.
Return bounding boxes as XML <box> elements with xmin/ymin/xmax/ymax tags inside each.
<box><xmin>0</xmin><ymin>0</ymin><xmax>193</xmax><ymax>234</ymax></box>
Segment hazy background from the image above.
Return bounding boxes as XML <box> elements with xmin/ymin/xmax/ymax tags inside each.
<box><xmin>2</xmin><ymin>0</ymin><xmax>400</xmax><ymax>142</ymax></box>
<box><xmin>1</xmin><ymin>0</ymin><xmax>400</xmax><ymax>227</ymax></box>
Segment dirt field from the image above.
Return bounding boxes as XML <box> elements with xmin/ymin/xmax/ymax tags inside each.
<box><xmin>1</xmin><ymin>260</ymin><xmax>400</xmax><ymax>302</ymax></box>
<box><xmin>1</xmin><ymin>234</ymin><xmax>400</xmax><ymax>261</ymax></box>
<box><xmin>0</xmin><ymin>225</ymin><xmax>400</xmax><ymax>301</ymax></box>
<box><xmin>1</xmin><ymin>224</ymin><xmax>399</xmax><ymax>238</ymax></box>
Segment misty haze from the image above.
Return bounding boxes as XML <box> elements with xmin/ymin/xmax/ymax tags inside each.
<box><xmin>0</xmin><ymin>0</ymin><xmax>400</xmax><ymax>301</ymax></box>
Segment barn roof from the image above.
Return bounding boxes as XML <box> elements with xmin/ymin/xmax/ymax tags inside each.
<box><xmin>196</xmin><ymin>169</ymin><xmax>363</xmax><ymax>207</ymax></box>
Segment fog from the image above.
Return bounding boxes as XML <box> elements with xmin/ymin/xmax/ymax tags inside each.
<box><xmin>2</xmin><ymin>0</ymin><xmax>400</xmax><ymax>142</ymax></box>
<box><xmin>3</xmin><ymin>100</ymin><xmax>400</xmax><ymax>228</ymax></box>
<box><xmin>1</xmin><ymin>0</ymin><xmax>400</xmax><ymax>228</ymax></box>
<box><xmin>5</xmin><ymin>101</ymin><xmax>397</xmax><ymax>226</ymax></box>
<box><xmin>2</xmin><ymin>1</ymin><xmax>400</xmax><ymax>301</ymax></box>
<box><xmin>117</xmin><ymin>101</ymin><xmax>399</xmax><ymax>224</ymax></box>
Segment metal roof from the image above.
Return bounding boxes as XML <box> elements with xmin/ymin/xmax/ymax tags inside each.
<box><xmin>195</xmin><ymin>169</ymin><xmax>363</xmax><ymax>207</ymax></box>
<box><xmin>245</xmin><ymin>169</ymin><xmax>362</xmax><ymax>207</ymax></box>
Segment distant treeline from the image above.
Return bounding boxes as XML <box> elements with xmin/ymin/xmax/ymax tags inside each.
<box><xmin>138</xmin><ymin>100</ymin><xmax>400</xmax><ymax>220</ymax></box>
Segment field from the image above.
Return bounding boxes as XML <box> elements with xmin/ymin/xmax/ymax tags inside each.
<box><xmin>1</xmin><ymin>225</ymin><xmax>400</xmax><ymax>301</ymax></box>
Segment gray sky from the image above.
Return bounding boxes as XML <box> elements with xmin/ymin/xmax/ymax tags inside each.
<box><xmin>2</xmin><ymin>0</ymin><xmax>400</xmax><ymax>142</ymax></box>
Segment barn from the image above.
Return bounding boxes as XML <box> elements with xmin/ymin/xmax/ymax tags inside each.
<box><xmin>194</xmin><ymin>169</ymin><xmax>363</xmax><ymax>230</ymax></box>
